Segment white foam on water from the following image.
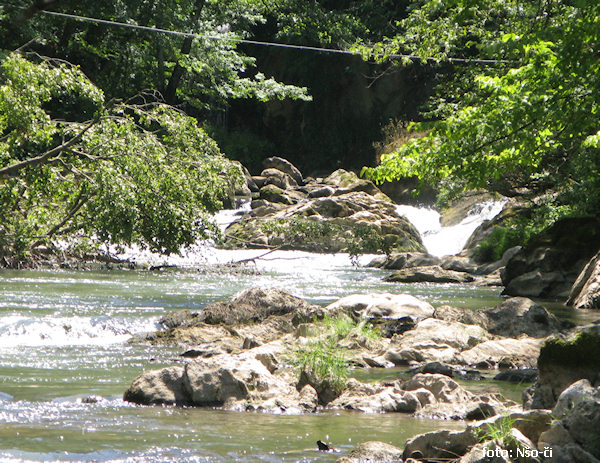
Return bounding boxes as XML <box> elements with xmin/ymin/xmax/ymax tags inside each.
<box><xmin>0</xmin><ymin>314</ymin><xmax>160</xmax><ymax>347</ymax></box>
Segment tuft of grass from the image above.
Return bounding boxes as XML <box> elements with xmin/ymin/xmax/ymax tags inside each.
<box><xmin>290</xmin><ymin>314</ymin><xmax>381</xmax><ymax>393</ymax></box>
<box><xmin>477</xmin><ymin>415</ymin><xmax>518</xmax><ymax>447</ymax></box>
<box><xmin>293</xmin><ymin>338</ymin><xmax>348</xmax><ymax>392</ymax></box>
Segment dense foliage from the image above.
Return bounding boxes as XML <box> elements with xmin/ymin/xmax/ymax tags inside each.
<box><xmin>362</xmin><ymin>1</ymin><xmax>600</xmax><ymax>218</ymax></box>
<box><xmin>0</xmin><ymin>0</ymin><xmax>310</xmax><ymax>108</ymax></box>
<box><xmin>0</xmin><ymin>53</ymin><xmax>241</xmax><ymax>265</ymax></box>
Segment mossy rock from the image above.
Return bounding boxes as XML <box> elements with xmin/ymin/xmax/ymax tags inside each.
<box><xmin>528</xmin><ymin>329</ymin><xmax>600</xmax><ymax>408</ymax></box>
<box><xmin>539</xmin><ymin>330</ymin><xmax>600</xmax><ymax>369</ymax></box>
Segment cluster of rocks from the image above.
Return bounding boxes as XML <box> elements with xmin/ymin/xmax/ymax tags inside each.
<box><xmin>368</xmin><ymin>249</ymin><xmax>520</xmax><ymax>287</ymax></box>
<box><xmin>336</xmin><ymin>325</ymin><xmax>600</xmax><ymax>463</ymax></box>
<box><xmin>221</xmin><ymin>157</ymin><xmax>424</xmax><ymax>254</ymax></box>
<box><xmin>125</xmin><ymin>288</ymin><xmax>568</xmax><ymax>417</ymax></box>
<box><xmin>224</xmin><ymin>157</ymin><xmax>600</xmax><ymax>309</ymax></box>
<box><xmin>122</xmin><ymin>283</ymin><xmax>600</xmax><ymax>462</ymax></box>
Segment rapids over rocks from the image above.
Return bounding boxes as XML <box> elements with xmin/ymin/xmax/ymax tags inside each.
<box><xmin>1</xmin><ymin>183</ymin><xmax>595</xmax><ymax>462</ymax></box>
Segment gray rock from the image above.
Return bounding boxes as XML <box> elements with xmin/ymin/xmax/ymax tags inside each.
<box><xmin>384</xmin><ymin>266</ymin><xmax>475</xmax><ymax>284</ymax></box>
<box><xmin>323</xmin><ymin>169</ymin><xmax>385</xmax><ymax>198</ymax></box>
<box><xmin>325</xmin><ymin>293</ymin><xmax>434</xmax><ymax>321</ymax></box>
<box><xmin>337</xmin><ymin>441</ymin><xmax>403</xmax><ymax>463</ymax></box>
<box><xmin>502</xmin><ymin>217</ymin><xmax>600</xmax><ymax>299</ymax></box>
<box><xmin>386</xmin><ymin>318</ymin><xmax>492</xmax><ymax>365</ymax></box>
<box><xmin>457</xmin><ymin>337</ymin><xmax>542</xmax><ymax>369</ymax></box>
<box><xmin>494</xmin><ymin>369</ymin><xmax>538</xmax><ymax>384</ymax></box>
<box><xmin>568</xmin><ymin>250</ymin><xmax>600</xmax><ymax>309</ymax></box>
<box><xmin>223</xmin><ymin>190</ymin><xmax>424</xmax><ymax>254</ymax></box>
<box><xmin>200</xmin><ymin>287</ymin><xmax>319</xmax><ymax>326</ymax></box>
<box><xmin>441</xmin><ymin>255</ymin><xmax>479</xmax><ymax>274</ymax></box>
<box><xmin>403</xmin><ymin>429</ymin><xmax>477</xmax><ymax>461</ymax></box>
<box><xmin>525</xmin><ymin>330</ymin><xmax>600</xmax><ymax>410</ymax></box>
<box><xmin>459</xmin><ymin>443</ymin><xmax>511</xmax><ymax>463</ymax></box>
<box><xmin>260</xmin><ymin>168</ymin><xmax>299</xmax><ymax>190</ymax></box>
<box><xmin>552</xmin><ymin>379</ymin><xmax>599</xmax><ymax>420</ymax></box>
<box><xmin>184</xmin><ymin>361</ymin><xmax>249</xmax><ymax>405</ymax></box>
<box><xmin>379</xmin><ymin>252</ymin><xmax>441</xmax><ymax>270</ymax></box>
<box><xmin>401</xmin><ymin>373</ymin><xmax>473</xmax><ymax>404</ymax></box>
<box><xmin>308</xmin><ymin>185</ymin><xmax>335</xmax><ymax>198</ymax></box>
<box><xmin>262</xmin><ymin>156</ymin><xmax>303</xmax><ymax>185</ymax></box>
<box><xmin>123</xmin><ymin>366</ymin><xmax>190</xmax><ymax>406</ymax></box>
<box><xmin>480</xmin><ymin>297</ymin><xmax>561</xmax><ymax>338</ymax></box>
<box><xmin>258</xmin><ymin>184</ymin><xmax>296</xmax><ymax>205</ymax></box>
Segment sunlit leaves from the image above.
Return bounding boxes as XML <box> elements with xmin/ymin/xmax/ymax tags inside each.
<box><xmin>0</xmin><ymin>54</ymin><xmax>240</xmax><ymax>261</ymax></box>
<box><xmin>363</xmin><ymin>1</ymin><xmax>600</xmax><ymax>217</ymax></box>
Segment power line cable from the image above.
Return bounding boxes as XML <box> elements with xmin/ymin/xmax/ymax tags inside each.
<box><xmin>37</xmin><ymin>9</ymin><xmax>514</xmax><ymax>65</ymax></box>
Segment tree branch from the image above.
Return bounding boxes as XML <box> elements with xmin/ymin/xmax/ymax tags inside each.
<box><xmin>0</xmin><ymin>119</ymin><xmax>97</xmax><ymax>178</ymax></box>
<box><xmin>30</xmin><ymin>188</ymin><xmax>89</xmax><ymax>249</ymax></box>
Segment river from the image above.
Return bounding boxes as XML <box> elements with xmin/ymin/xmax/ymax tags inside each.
<box><xmin>0</xmin><ymin>202</ymin><xmax>556</xmax><ymax>462</ymax></box>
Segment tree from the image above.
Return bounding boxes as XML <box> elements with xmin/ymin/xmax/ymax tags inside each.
<box><xmin>0</xmin><ymin>0</ymin><xmax>310</xmax><ymax>110</ymax></box>
<box><xmin>361</xmin><ymin>1</ymin><xmax>600</xmax><ymax>218</ymax></box>
<box><xmin>0</xmin><ymin>53</ymin><xmax>241</xmax><ymax>266</ymax></box>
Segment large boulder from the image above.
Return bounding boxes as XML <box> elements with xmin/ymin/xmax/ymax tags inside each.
<box><xmin>403</xmin><ymin>429</ymin><xmax>478</xmax><ymax>461</ymax></box>
<box><xmin>260</xmin><ymin>168</ymin><xmax>298</xmax><ymax>190</ymax></box>
<box><xmin>323</xmin><ymin>169</ymin><xmax>389</xmax><ymax>201</ymax></box>
<box><xmin>330</xmin><ymin>379</ymin><xmax>423</xmax><ymax>413</ymax></box>
<box><xmin>538</xmin><ymin>379</ymin><xmax>600</xmax><ymax>462</ymax></box>
<box><xmin>368</xmin><ymin>251</ymin><xmax>441</xmax><ymax>269</ymax></box>
<box><xmin>223</xmin><ymin>190</ymin><xmax>425</xmax><ymax>254</ymax></box>
<box><xmin>502</xmin><ymin>217</ymin><xmax>600</xmax><ymax>298</ymax></box>
<box><xmin>457</xmin><ymin>337</ymin><xmax>542</xmax><ymax>369</ymax></box>
<box><xmin>262</xmin><ymin>156</ymin><xmax>304</xmax><ymax>185</ymax></box>
<box><xmin>384</xmin><ymin>265</ymin><xmax>476</xmax><ymax>284</ymax></box>
<box><xmin>199</xmin><ymin>288</ymin><xmax>319</xmax><ymax>326</ymax></box>
<box><xmin>124</xmin><ymin>350</ymin><xmax>310</xmax><ymax>413</ymax></box>
<box><xmin>567</xmin><ymin>250</ymin><xmax>600</xmax><ymax>309</ymax></box>
<box><xmin>385</xmin><ymin>318</ymin><xmax>492</xmax><ymax>365</ymax></box>
<box><xmin>325</xmin><ymin>293</ymin><xmax>434</xmax><ymax>321</ymax></box>
<box><xmin>123</xmin><ymin>366</ymin><xmax>190</xmax><ymax>406</ymax></box>
<box><xmin>525</xmin><ymin>328</ymin><xmax>600</xmax><ymax>409</ymax></box>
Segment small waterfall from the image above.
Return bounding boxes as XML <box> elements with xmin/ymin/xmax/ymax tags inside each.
<box><xmin>396</xmin><ymin>200</ymin><xmax>506</xmax><ymax>257</ymax></box>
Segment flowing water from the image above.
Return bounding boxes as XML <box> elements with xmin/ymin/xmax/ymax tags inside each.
<box><xmin>0</xmin><ymin>202</ymin><xmax>576</xmax><ymax>462</ymax></box>
<box><xmin>396</xmin><ymin>201</ymin><xmax>506</xmax><ymax>257</ymax></box>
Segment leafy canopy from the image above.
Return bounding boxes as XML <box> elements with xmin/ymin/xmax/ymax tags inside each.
<box><xmin>361</xmin><ymin>0</ymin><xmax>600</xmax><ymax>216</ymax></box>
<box><xmin>0</xmin><ymin>0</ymin><xmax>310</xmax><ymax>109</ymax></box>
<box><xmin>0</xmin><ymin>53</ymin><xmax>241</xmax><ymax>264</ymax></box>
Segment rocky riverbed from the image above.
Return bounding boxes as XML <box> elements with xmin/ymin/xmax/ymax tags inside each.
<box><xmin>124</xmin><ymin>286</ymin><xmax>600</xmax><ymax>462</ymax></box>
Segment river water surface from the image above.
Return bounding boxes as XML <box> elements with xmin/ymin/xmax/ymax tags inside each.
<box><xmin>0</xmin><ymin>203</ymin><xmax>571</xmax><ymax>462</ymax></box>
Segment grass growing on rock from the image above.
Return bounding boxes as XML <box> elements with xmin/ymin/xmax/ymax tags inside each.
<box><xmin>476</xmin><ymin>415</ymin><xmax>518</xmax><ymax>447</ymax></box>
<box><xmin>290</xmin><ymin>314</ymin><xmax>381</xmax><ymax>393</ymax></box>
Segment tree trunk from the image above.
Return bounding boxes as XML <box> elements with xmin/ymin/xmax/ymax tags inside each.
<box><xmin>164</xmin><ymin>0</ymin><xmax>206</xmax><ymax>104</ymax></box>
